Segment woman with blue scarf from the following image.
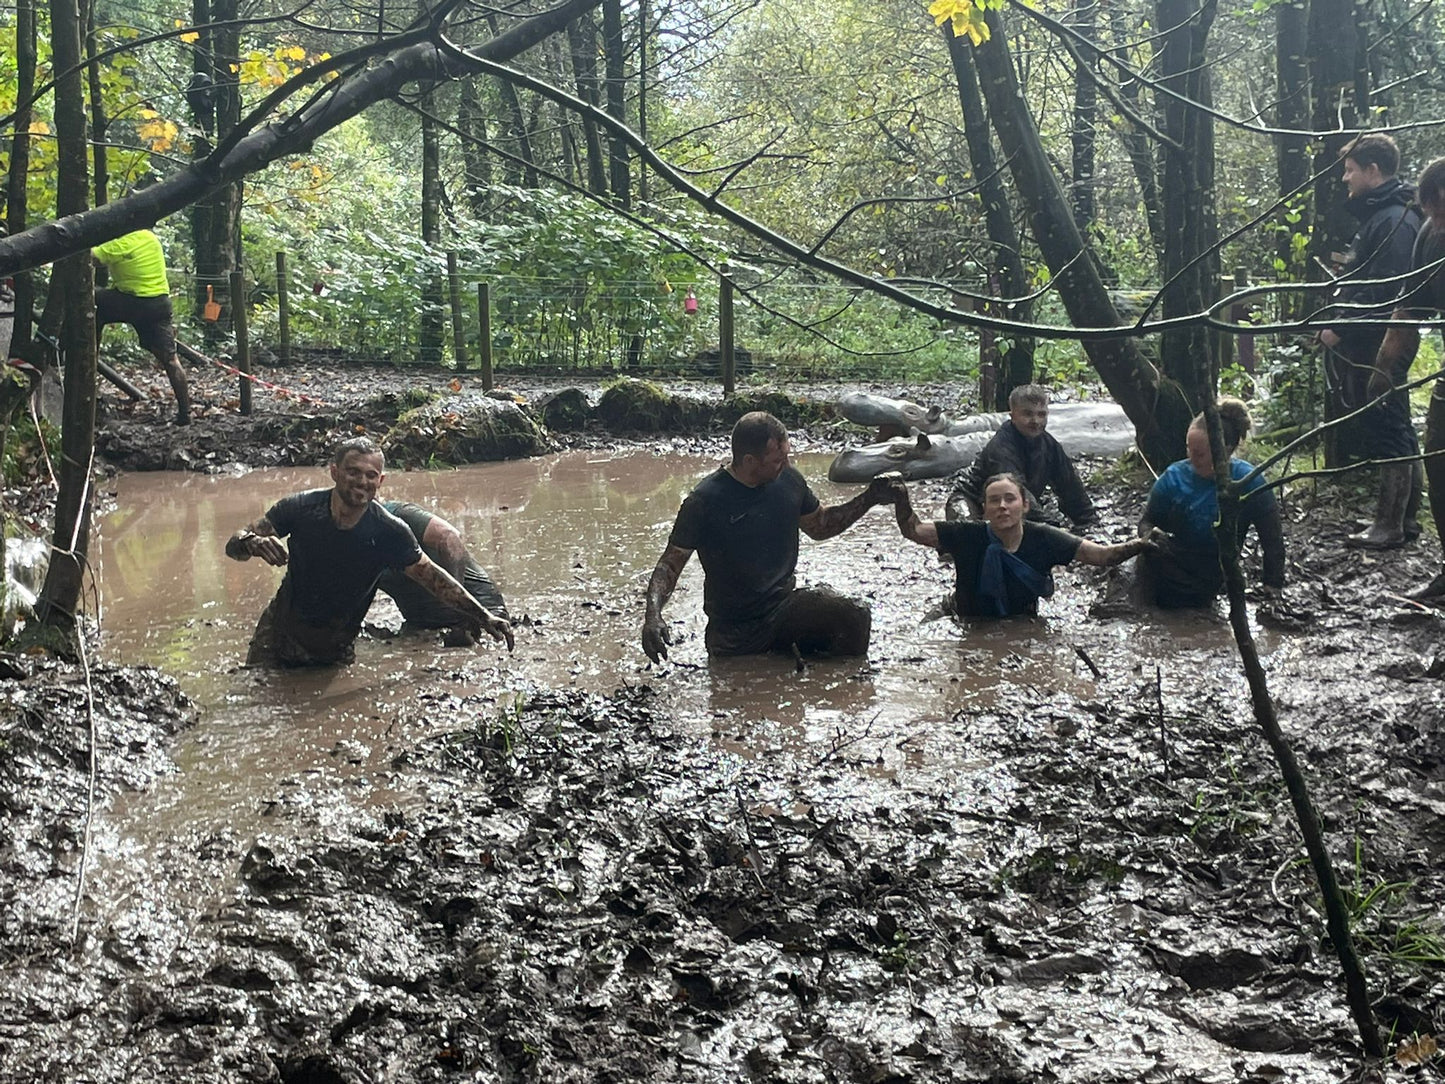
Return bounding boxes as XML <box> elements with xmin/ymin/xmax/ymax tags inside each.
<box><xmin>890</xmin><ymin>472</ymin><xmax>1153</xmax><ymax>617</ymax></box>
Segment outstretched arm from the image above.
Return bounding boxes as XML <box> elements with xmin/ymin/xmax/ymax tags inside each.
<box><xmin>402</xmin><ymin>555</ymin><xmax>514</xmax><ymax>651</ymax></box>
<box><xmin>799</xmin><ymin>474</ymin><xmax>899</xmax><ymax>540</ymax></box>
<box><xmin>1254</xmin><ymin>505</ymin><xmax>1287</xmax><ymax>589</ymax></box>
<box><xmin>1075</xmin><ymin>530</ymin><xmax>1161</xmax><ymax>568</ymax></box>
<box><xmin>226</xmin><ymin>515</ymin><xmax>288</xmax><ymax>566</ymax></box>
<box><xmin>419</xmin><ymin>514</ymin><xmax>469</xmax><ymax>581</ymax></box>
<box><xmin>642</xmin><ymin>544</ymin><xmax>693</xmax><ymax>662</ymax></box>
<box><xmin>889</xmin><ymin>478</ymin><xmax>940</xmax><ymax>549</ymax></box>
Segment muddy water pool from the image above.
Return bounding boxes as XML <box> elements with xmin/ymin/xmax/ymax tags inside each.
<box><xmin>88</xmin><ymin>450</ymin><xmax>1281</xmax><ymax>904</ymax></box>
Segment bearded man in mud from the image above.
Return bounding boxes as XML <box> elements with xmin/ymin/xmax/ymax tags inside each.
<box><xmin>890</xmin><ymin>472</ymin><xmax>1152</xmax><ymax>617</ymax></box>
<box><xmin>375</xmin><ymin>500</ymin><xmax>508</xmax><ymax>646</ymax></box>
<box><xmin>1372</xmin><ymin>155</ymin><xmax>1445</xmax><ymax>600</ymax></box>
<box><xmin>945</xmin><ymin>384</ymin><xmax>1098</xmax><ymax>529</ymax></box>
<box><xmin>641</xmin><ymin>411</ymin><xmax>900</xmax><ymax>661</ymax></box>
<box><xmin>226</xmin><ymin>437</ymin><xmax>513</xmax><ymax>666</ymax></box>
<box><xmin>1318</xmin><ymin>134</ymin><xmax>1424</xmax><ymax>548</ymax></box>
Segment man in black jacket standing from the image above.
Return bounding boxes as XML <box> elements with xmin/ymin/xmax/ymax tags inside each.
<box><xmin>1320</xmin><ymin>133</ymin><xmax>1423</xmax><ymax>548</ymax></box>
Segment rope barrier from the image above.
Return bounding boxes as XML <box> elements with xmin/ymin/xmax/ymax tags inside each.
<box><xmin>176</xmin><ymin>341</ymin><xmax>336</xmax><ymax>408</ymax></box>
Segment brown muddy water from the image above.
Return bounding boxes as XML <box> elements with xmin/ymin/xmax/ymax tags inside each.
<box><xmin>89</xmin><ymin>451</ymin><xmax>1277</xmax><ymax>881</ymax></box>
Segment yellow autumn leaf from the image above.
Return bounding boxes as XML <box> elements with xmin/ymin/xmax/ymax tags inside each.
<box><xmin>180</xmin><ymin>30</ymin><xmax>200</xmax><ymax>42</ymax></box>
<box><xmin>28</xmin><ymin>120</ymin><xmax>49</xmax><ymax>136</ymax></box>
<box><xmin>173</xmin><ymin>17</ymin><xmax>185</xmax><ymax>27</ymax></box>
<box><xmin>280</xmin><ymin>45</ymin><xmax>305</xmax><ymax>61</ymax></box>
<box><xmin>137</xmin><ymin>106</ymin><xmax>158</xmax><ymax>120</ymax></box>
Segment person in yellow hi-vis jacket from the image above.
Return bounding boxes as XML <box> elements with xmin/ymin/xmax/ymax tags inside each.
<box><xmin>92</xmin><ymin>229</ymin><xmax>190</xmax><ymax>425</ymax></box>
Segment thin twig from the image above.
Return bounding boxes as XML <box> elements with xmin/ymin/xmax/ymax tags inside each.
<box><xmin>1073</xmin><ymin>644</ymin><xmax>1102</xmax><ymax>679</ymax></box>
<box><xmin>1155</xmin><ymin>665</ymin><xmax>1170</xmax><ymax>781</ymax></box>
<box><xmin>815</xmin><ymin>710</ymin><xmax>881</xmax><ymax>766</ymax></box>
<box><xmin>69</xmin><ymin>626</ymin><xmax>98</xmax><ymax>948</ymax></box>
<box><xmin>734</xmin><ymin>787</ymin><xmax>770</xmax><ymax>894</ymax></box>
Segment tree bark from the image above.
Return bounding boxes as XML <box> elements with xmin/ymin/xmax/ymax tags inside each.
<box><xmin>486</xmin><ymin>12</ymin><xmax>540</xmax><ymax>188</ymax></box>
<box><xmin>419</xmin><ymin>91</ymin><xmax>446</xmax><ymax>365</ymax></box>
<box><xmin>1070</xmin><ymin>0</ymin><xmax>1098</xmax><ymax>233</ymax></box>
<box><xmin>567</xmin><ymin>15</ymin><xmax>609</xmax><ymax>197</ymax></box>
<box><xmin>1105</xmin><ymin>1</ymin><xmax>1165</xmax><ymax>268</ymax></box>
<box><xmin>84</xmin><ymin>0</ymin><xmax>109</xmax><ymax>208</ymax></box>
<box><xmin>602</xmin><ymin>0</ymin><xmax>630</xmax><ymax>209</ymax></box>
<box><xmin>1274</xmin><ymin>0</ymin><xmax>1310</xmax><ymax>292</ymax></box>
<box><xmin>970</xmin><ymin>11</ymin><xmax>1193</xmax><ymax>467</ymax></box>
<box><xmin>5</xmin><ymin>0</ymin><xmax>38</xmax><ymax>356</ymax></box>
<box><xmin>25</xmin><ymin>0</ymin><xmax>98</xmax><ymax>655</ymax></box>
<box><xmin>943</xmin><ymin>28</ymin><xmax>1035</xmax><ymax>405</ymax></box>
<box><xmin>1155</xmin><ymin>0</ymin><xmax>1219</xmax><ymax>404</ymax></box>
<box><xmin>456</xmin><ymin>79</ymin><xmax>492</xmax><ymax>215</ymax></box>
<box><xmin>190</xmin><ymin>0</ymin><xmax>242</xmax><ymax>344</ymax></box>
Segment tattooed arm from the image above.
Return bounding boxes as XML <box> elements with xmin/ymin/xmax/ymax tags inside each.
<box><xmin>799</xmin><ymin>474</ymin><xmax>899</xmax><ymax>540</ymax></box>
<box><xmin>641</xmin><ymin>544</ymin><xmax>692</xmax><ymax>663</ymax></box>
<box><xmin>225</xmin><ymin>515</ymin><xmax>288</xmax><ymax>566</ymax></box>
<box><xmin>402</xmin><ymin>555</ymin><xmax>514</xmax><ymax>650</ymax></box>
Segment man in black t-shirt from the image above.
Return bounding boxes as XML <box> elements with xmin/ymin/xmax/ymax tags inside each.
<box><xmin>226</xmin><ymin>437</ymin><xmax>513</xmax><ymax>666</ymax></box>
<box><xmin>641</xmin><ymin>411</ymin><xmax>899</xmax><ymax>660</ymax></box>
<box><xmin>376</xmin><ymin>500</ymin><xmax>508</xmax><ymax>643</ymax></box>
<box><xmin>890</xmin><ymin>472</ymin><xmax>1153</xmax><ymax>617</ymax></box>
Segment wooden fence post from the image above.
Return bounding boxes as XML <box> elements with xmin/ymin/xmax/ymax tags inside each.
<box><xmin>478</xmin><ymin>281</ymin><xmax>494</xmax><ymax>391</ymax></box>
<box><xmin>719</xmin><ymin>262</ymin><xmax>735</xmax><ymax>395</ymax></box>
<box><xmin>230</xmin><ymin>269</ymin><xmax>251</xmax><ymax>415</ymax></box>
<box><xmin>275</xmin><ymin>251</ymin><xmax>290</xmax><ymax>366</ymax></box>
<box><xmin>447</xmin><ymin>250</ymin><xmax>468</xmax><ymax>371</ymax></box>
<box><xmin>1233</xmin><ymin>266</ymin><xmax>1255</xmax><ymax>374</ymax></box>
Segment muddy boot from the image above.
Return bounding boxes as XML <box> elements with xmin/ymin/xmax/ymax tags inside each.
<box><xmin>163</xmin><ymin>355</ymin><xmax>190</xmax><ymax>425</ymax></box>
<box><xmin>1407</xmin><ymin>568</ymin><xmax>1445</xmax><ymax>603</ymax></box>
<box><xmin>1403</xmin><ymin>461</ymin><xmax>1425</xmax><ymax>541</ymax></box>
<box><xmin>1346</xmin><ymin>463</ymin><xmax>1411</xmax><ymax>549</ymax></box>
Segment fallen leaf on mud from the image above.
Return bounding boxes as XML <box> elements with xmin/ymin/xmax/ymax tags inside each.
<box><xmin>449</xmin><ymin>378</ymin><xmax>462</xmax><ymax>392</ymax></box>
<box><xmin>1396</xmin><ymin>1033</ymin><xmax>1438</xmax><ymax>1065</ymax></box>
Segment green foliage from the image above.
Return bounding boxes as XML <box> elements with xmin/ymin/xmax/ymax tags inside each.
<box><xmin>2</xmin><ymin>412</ymin><xmax>58</xmax><ymax>487</ymax></box>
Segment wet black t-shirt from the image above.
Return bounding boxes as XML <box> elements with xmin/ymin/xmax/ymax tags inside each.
<box><xmin>265</xmin><ymin>489</ymin><xmax>422</xmax><ymax>630</ymax></box>
<box><xmin>935</xmin><ymin>520</ymin><xmax>1081</xmax><ymax>617</ymax></box>
<box><xmin>668</xmin><ymin>465</ymin><xmax>820</xmax><ymax>624</ymax></box>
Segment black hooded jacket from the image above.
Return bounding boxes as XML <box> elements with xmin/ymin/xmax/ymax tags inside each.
<box><xmin>1329</xmin><ymin>177</ymin><xmax>1422</xmax><ymax>354</ymax></box>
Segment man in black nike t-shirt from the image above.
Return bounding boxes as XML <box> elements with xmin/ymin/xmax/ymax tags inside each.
<box><xmin>641</xmin><ymin>411</ymin><xmax>898</xmax><ymax>661</ymax></box>
<box><xmin>226</xmin><ymin>436</ymin><xmax>513</xmax><ymax>666</ymax></box>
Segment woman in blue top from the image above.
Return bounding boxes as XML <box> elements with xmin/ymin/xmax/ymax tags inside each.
<box><xmin>1139</xmin><ymin>397</ymin><xmax>1286</xmax><ymax>608</ymax></box>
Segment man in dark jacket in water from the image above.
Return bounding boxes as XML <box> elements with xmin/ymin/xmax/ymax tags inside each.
<box><xmin>1374</xmin><ymin>156</ymin><xmax>1445</xmax><ymax>598</ymax></box>
<box><xmin>946</xmin><ymin>384</ymin><xmax>1098</xmax><ymax>529</ymax></box>
<box><xmin>1319</xmin><ymin>133</ymin><xmax>1423</xmax><ymax>548</ymax></box>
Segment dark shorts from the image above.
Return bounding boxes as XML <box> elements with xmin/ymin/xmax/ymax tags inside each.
<box><xmin>96</xmin><ymin>288</ymin><xmax>175</xmax><ymax>360</ymax></box>
<box><xmin>246</xmin><ymin>581</ymin><xmax>359</xmax><ymax>667</ymax></box>
<box><xmin>705</xmin><ymin>586</ymin><xmax>872</xmax><ymax>657</ymax></box>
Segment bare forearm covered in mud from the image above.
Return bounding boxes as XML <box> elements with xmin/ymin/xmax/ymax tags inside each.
<box><xmin>1075</xmin><ymin>531</ymin><xmax>1160</xmax><ymax>568</ymax></box>
<box><xmin>403</xmin><ymin>555</ymin><xmax>514</xmax><ymax>650</ymax></box>
<box><xmin>887</xmin><ymin>478</ymin><xmax>939</xmax><ymax>549</ymax></box>
<box><xmin>799</xmin><ymin>474</ymin><xmax>899</xmax><ymax>540</ymax></box>
<box><xmin>642</xmin><ymin>544</ymin><xmax>691</xmax><ymax>663</ymax></box>
<box><xmin>226</xmin><ymin>516</ymin><xmax>288</xmax><ymax>566</ymax></box>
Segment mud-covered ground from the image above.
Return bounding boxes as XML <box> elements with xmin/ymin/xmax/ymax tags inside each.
<box><xmin>2</xmin><ymin>356</ymin><xmax>1443</xmax><ymax>1081</ymax></box>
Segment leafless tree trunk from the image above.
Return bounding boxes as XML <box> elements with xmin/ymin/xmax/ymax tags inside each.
<box><xmin>25</xmin><ymin>0</ymin><xmax>98</xmax><ymax>655</ymax></box>
<box><xmin>943</xmin><ymin>28</ymin><xmax>1034</xmax><ymax>405</ymax></box>
<box><xmin>4</xmin><ymin>0</ymin><xmax>38</xmax><ymax>357</ymax></box>
<box><xmin>602</xmin><ymin>0</ymin><xmax>630</xmax><ymax>209</ymax></box>
<box><xmin>568</xmin><ymin>15</ymin><xmax>609</xmax><ymax>197</ymax></box>
<box><xmin>970</xmin><ymin>11</ymin><xmax>1193</xmax><ymax>467</ymax></box>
